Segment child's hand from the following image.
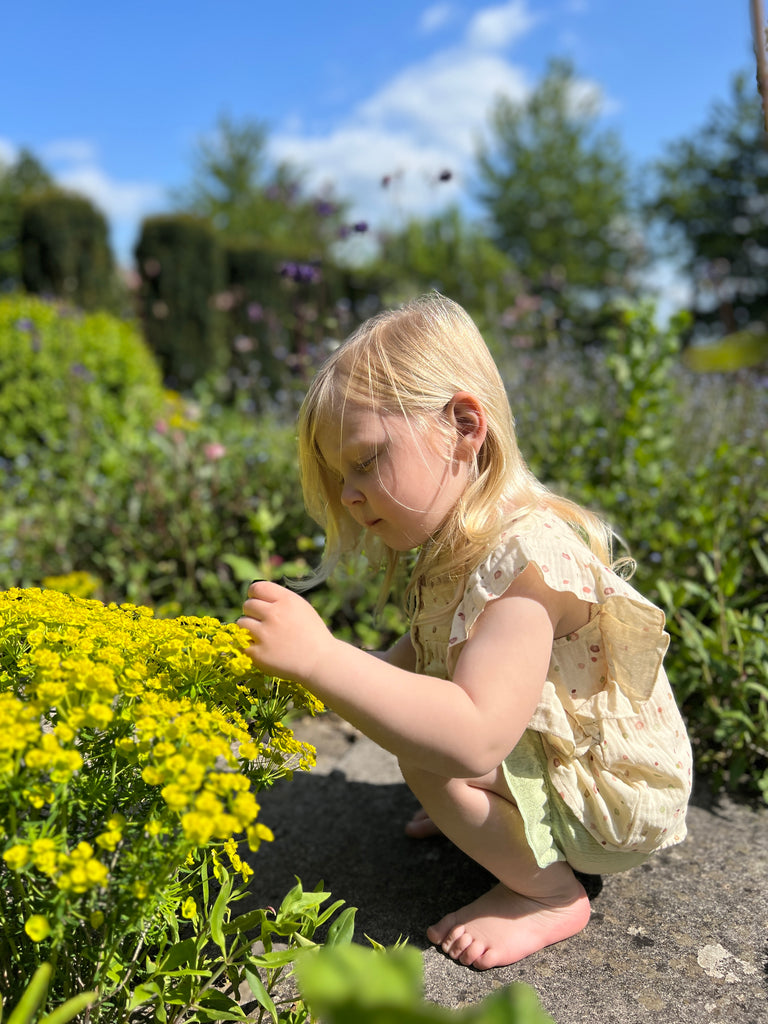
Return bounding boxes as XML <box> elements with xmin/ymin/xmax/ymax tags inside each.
<box><xmin>237</xmin><ymin>580</ymin><xmax>334</xmax><ymax>685</ymax></box>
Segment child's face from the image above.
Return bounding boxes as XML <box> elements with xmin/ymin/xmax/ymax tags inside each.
<box><xmin>316</xmin><ymin>405</ymin><xmax>470</xmax><ymax>551</ymax></box>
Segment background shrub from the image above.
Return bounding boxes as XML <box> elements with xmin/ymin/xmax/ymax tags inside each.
<box><xmin>0</xmin><ymin>294</ymin><xmax>164</xmax><ymax>466</ymax></box>
<box><xmin>496</xmin><ymin>305</ymin><xmax>768</xmax><ymax>799</ymax></box>
<box><xmin>135</xmin><ymin>215</ymin><xmax>226</xmax><ymax>388</ymax></box>
<box><xmin>19</xmin><ymin>190</ymin><xmax>115</xmax><ymax>311</ymax></box>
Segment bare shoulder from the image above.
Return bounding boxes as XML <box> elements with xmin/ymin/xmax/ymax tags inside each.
<box><xmin>496</xmin><ymin>562</ymin><xmax>592</xmax><ymax>639</ymax></box>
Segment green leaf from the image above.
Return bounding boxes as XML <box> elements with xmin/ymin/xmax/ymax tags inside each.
<box><xmin>325</xmin><ymin>906</ymin><xmax>357</xmax><ymax>947</ymax></box>
<box><xmin>242</xmin><ymin>964</ymin><xmax>278</xmax><ymax>1023</ymax></box>
<box><xmin>223</xmin><ymin>908</ymin><xmax>268</xmax><ymax>935</ymax></box>
<box><xmin>194</xmin><ymin>990</ymin><xmax>247</xmax><ymax>1021</ymax></box>
<box><xmin>7</xmin><ymin>965</ymin><xmax>52</xmax><ymax>1024</ymax></box>
<box><xmin>315</xmin><ymin>898</ymin><xmax>347</xmax><ymax>928</ymax></box>
<box><xmin>221</xmin><ymin>553</ymin><xmax>263</xmax><ymax>583</ymax></box>
<box><xmin>127</xmin><ymin>982</ymin><xmax>163</xmax><ymax>1012</ymax></box>
<box><xmin>210</xmin><ymin>871</ymin><xmax>234</xmax><ymax>955</ymax></box>
<box><xmin>248</xmin><ymin>948</ymin><xmax>302</xmax><ymax>969</ymax></box>
<box><xmin>456</xmin><ymin>984</ymin><xmax>557</xmax><ymax>1023</ymax></box>
<box><xmin>157</xmin><ymin>936</ymin><xmax>199</xmax><ymax>974</ymax></box>
<box><xmin>39</xmin><ymin>993</ymin><xmax>98</xmax><ymax>1024</ymax></box>
<box><xmin>294</xmin><ymin>943</ymin><xmax>424</xmax><ymax>1010</ymax></box>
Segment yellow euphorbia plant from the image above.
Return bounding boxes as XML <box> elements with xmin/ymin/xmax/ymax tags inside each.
<box><xmin>0</xmin><ymin>586</ymin><xmax>322</xmax><ymax>1020</ymax></box>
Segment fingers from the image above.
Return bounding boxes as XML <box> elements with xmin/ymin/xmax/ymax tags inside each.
<box><xmin>247</xmin><ymin>579</ymin><xmax>283</xmax><ymax>600</ymax></box>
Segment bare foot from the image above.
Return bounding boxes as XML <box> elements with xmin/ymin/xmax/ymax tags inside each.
<box><xmin>404</xmin><ymin>807</ymin><xmax>443</xmax><ymax>838</ymax></box>
<box><xmin>426</xmin><ymin>880</ymin><xmax>591</xmax><ymax>969</ymax></box>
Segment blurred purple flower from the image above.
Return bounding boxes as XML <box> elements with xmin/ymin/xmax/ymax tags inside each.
<box><xmin>15</xmin><ymin>318</ymin><xmax>35</xmax><ymax>332</ymax></box>
<box><xmin>438</xmin><ymin>169</ymin><xmax>453</xmax><ymax>182</ymax></box>
<box><xmin>314</xmin><ymin>199</ymin><xmax>337</xmax><ymax>217</ymax></box>
<box><xmin>353</xmin><ymin>221</ymin><xmax>368</xmax><ymax>233</ymax></box>
<box><xmin>70</xmin><ymin>363</ymin><xmax>94</xmax><ymax>382</ymax></box>
<box><xmin>234</xmin><ymin>335</ymin><xmax>255</xmax><ymax>354</ymax></box>
<box><xmin>247</xmin><ymin>302</ymin><xmax>264</xmax><ymax>322</ymax></box>
<box><xmin>280</xmin><ymin>262</ymin><xmax>321</xmax><ymax>284</ymax></box>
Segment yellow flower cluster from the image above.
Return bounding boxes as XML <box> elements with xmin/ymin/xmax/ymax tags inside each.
<box><xmin>0</xmin><ymin>586</ymin><xmax>320</xmax><ymax>914</ymax></box>
<box><xmin>41</xmin><ymin>571</ymin><xmax>102</xmax><ymax>600</ymax></box>
<box><xmin>2</xmin><ymin>837</ymin><xmax>107</xmax><ymax>893</ymax></box>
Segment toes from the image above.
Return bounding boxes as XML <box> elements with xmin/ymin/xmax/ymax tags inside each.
<box><xmin>426</xmin><ymin>916</ymin><xmax>455</xmax><ymax>946</ymax></box>
<box><xmin>449</xmin><ymin>930</ymin><xmax>475</xmax><ymax>961</ymax></box>
<box><xmin>459</xmin><ymin>937</ymin><xmax>491</xmax><ymax>967</ymax></box>
<box><xmin>470</xmin><ymin>947</ymin><xmax>501</xmax><ymax>970</ymax></box>
<box><xmin>427</xmin><ymin>920</ymin><xmax>478</xmax><ymax>962</ymax></box>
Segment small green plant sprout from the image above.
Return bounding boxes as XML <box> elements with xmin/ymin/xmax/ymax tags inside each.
<box><xmin>294</xmin><ymin>941</ymin><xmax>556</xmax><ymax>1023</ymax></box>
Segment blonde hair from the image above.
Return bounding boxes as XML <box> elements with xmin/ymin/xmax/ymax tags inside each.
<box><xmin>297</xmin><ymin>293</ymin><xmax>624</xmax><ymax>617</ymax></box>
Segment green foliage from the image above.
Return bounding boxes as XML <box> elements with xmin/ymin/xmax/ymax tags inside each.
<box><xmin>374</xmin><ymin>206</ymin><xmax>516</xmax><ymax>330</ymax></box>
<box><xmin>0</xmin><ymin>293</ymin><xmax>165</xmax><ymax>468</ymax></box>
<box><xmin>0</xmin><ymin>964</ymin><xmax>95</xmax><ymax>1024</ymax></box>
<box><xmin>19</xmin><ymin>190</ymin><xmax>115</xmax><ymax>312</ymax></box>
<box><xmin>476</xmin><ymin>58</ymin><xmax>642</xmax><ymax>344</ymax></box>
<box><xmin>497</xmin><ymin>304</ymin><xmax>768</xmax><ymax>799</ymax></box>
<box><xmin>173</xmin><ymin>114</ymin><xmax>346</xmax><ymax>260</ymax></box>
<box><xmin>135</xmin><ymin>215</ymin><xmax>227</xmax><ymax>388</ymax></box>
<box><xmin>295</xmin><ymin>943</ymin><xmax>555</xmax><ymax>1024</ymax></box>
<box><xmin>2</xmin><ymin>293</ymin><xmax>765</xmax><ymax>799</ymax></box>
<box><xmin>124</xmin><ymin>874</ymin><xmax>354</xmax><ymax>1024</ymax></box>
<box><xmin>0</xmin><ymin>149</ymin><xmax>54</xmax><ymax>290</ymax></box>
<box><xmin>649</xmin><ymin>70</ymin><xmax>768</xmax><ymax>343</ymax></box>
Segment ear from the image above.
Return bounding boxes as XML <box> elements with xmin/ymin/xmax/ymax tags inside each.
<box><xmin>445</xmin><ymin>391</ymin><xmax>487</xmax><ymax>457</ymax></box>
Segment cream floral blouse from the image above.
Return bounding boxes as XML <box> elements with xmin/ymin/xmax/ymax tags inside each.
<box><xmin>411</xmin><ymin>510</ymin><xmax>693</xmax><ymax>857</ymax></box>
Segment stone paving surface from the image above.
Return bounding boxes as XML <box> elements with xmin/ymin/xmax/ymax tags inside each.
<box><xmin>248</xmin><ymin>713</ymin><xmax>768</xmax><ymax>1024</ymax></box>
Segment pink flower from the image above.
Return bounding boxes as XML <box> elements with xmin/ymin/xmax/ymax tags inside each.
<box><xmin>203</xmin><ymin>442</ymin><xmax>227</xmax><ymax>461</ymax></box>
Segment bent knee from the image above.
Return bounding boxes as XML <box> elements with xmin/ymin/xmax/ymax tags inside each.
<box><xmin>398</xmin><ymin>759</ymin><xmax>503</xmax><ymax>792</ymax></box>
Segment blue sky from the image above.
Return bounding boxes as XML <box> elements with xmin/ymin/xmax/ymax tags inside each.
<box><xmin>1</xmin><ymin>0</ymin><xmax>757</xmax><ymax>267</ymax></box>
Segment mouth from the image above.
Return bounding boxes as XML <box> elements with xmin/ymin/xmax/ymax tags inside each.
<box><xmin>364</xmin><ymin>519</ymin><xmax>382</xmax><ymax>529</ymax></box>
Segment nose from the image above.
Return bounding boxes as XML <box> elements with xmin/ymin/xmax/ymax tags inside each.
<box><xmin>340</xmin><ymin>480</ymin><xmax>365</xmax><ymax>507</ymax></box>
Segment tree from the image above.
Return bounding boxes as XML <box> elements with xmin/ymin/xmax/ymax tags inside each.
<box><xmin>20</xmin><ymin>189</ymin><xmax>115</xmax><ymax>311</ymax></box>
<box><xmin>374</xmin><ymin>206</ymin><xmax>517</xmax><ymax>328</ymax></box>
<box><xmin>649</xmin><ymin>70</ymin><xmax>768</xmax><ymax>344</ymax></box>
<box><xmin>0</xmin><ymin>149</ymin><xmax>53</xmax><ymax>289</ymax></box>
<box><xmin>173</xmin><ymin>114</ymin><xmax>345</xmax><ymax>259</ymax></box>
<box><xmin>475</xmin><ymin>59</ymin><xmax>643</xmax><ymax>343</ymax></box>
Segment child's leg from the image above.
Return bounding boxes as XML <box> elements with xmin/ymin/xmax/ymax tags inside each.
<box><xmin>399</xmin><ymin>760</ymin><xmax>591</xmax><ymax>970</ymax></box>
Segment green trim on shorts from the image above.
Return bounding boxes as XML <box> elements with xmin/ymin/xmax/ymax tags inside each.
<box><xmin>502</xmin><ymin>730</ymin><xmax>650</xmax><ymax>875</ymax></box>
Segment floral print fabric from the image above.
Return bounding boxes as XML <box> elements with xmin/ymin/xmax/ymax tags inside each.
<box><xmin>412</xmin><ymin>511</ymin><xmax>692</xmax><ymax>857</ymax></box>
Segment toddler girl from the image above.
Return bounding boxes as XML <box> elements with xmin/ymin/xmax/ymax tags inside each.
<box><xmin>237</xmin><ymin>293</ymin><xmax>692</xmax><ymax>970</ymax></box>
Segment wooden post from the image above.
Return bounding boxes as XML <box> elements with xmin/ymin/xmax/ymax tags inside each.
<box><xmin>751</xmin><ymin>0</ymin><xmax>768</xmax><ymax>133</ymax></box>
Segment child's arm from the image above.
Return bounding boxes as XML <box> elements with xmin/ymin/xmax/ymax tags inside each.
<box><xmin>373</xmin><ymin>632</ymin><xmax>417</xmax><ymax>671</ymax></box>
<box><xmin>237</xmin><ymin>568</ymin><xmax>578</xmax><ymax>779</ymax></box>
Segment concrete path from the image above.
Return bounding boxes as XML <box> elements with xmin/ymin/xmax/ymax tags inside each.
<box><xmin>249</xmin><ymin>713</ymin><xmax>768</xmax><ymax>1024</ymax></box>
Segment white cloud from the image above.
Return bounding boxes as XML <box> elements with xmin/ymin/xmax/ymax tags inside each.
<box><xmin>419</xmin><ymin>3</ymin><xmax>455</xmax><ymax>34</ymax></box>
<box><xmin>0</xmin><ymin>137</ymin><xmax>16</xmax><ymax>165</ymax></box>
<box><xmin>357</xmin><ymin>51</ymin><xmax>528</xmax><ymax>155</ymax></box>
<box><xmin>57</xmin><ymin>164</ymin><xmax>164</xmax><ymax>223</ymax></box>
<box><xmin>270</xmin><ymin>3</ymin><xmax>536</xmax><ymax>235</ymax></box>
<box><xmin>42</xmin><ymin>139</ymin><xmax>101</xmax><ymax>164</ymax></box>
<box><xmin>466</xmin><ymin>0</ymin><xmax>539</xmax><ymax>51</ymax></box>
